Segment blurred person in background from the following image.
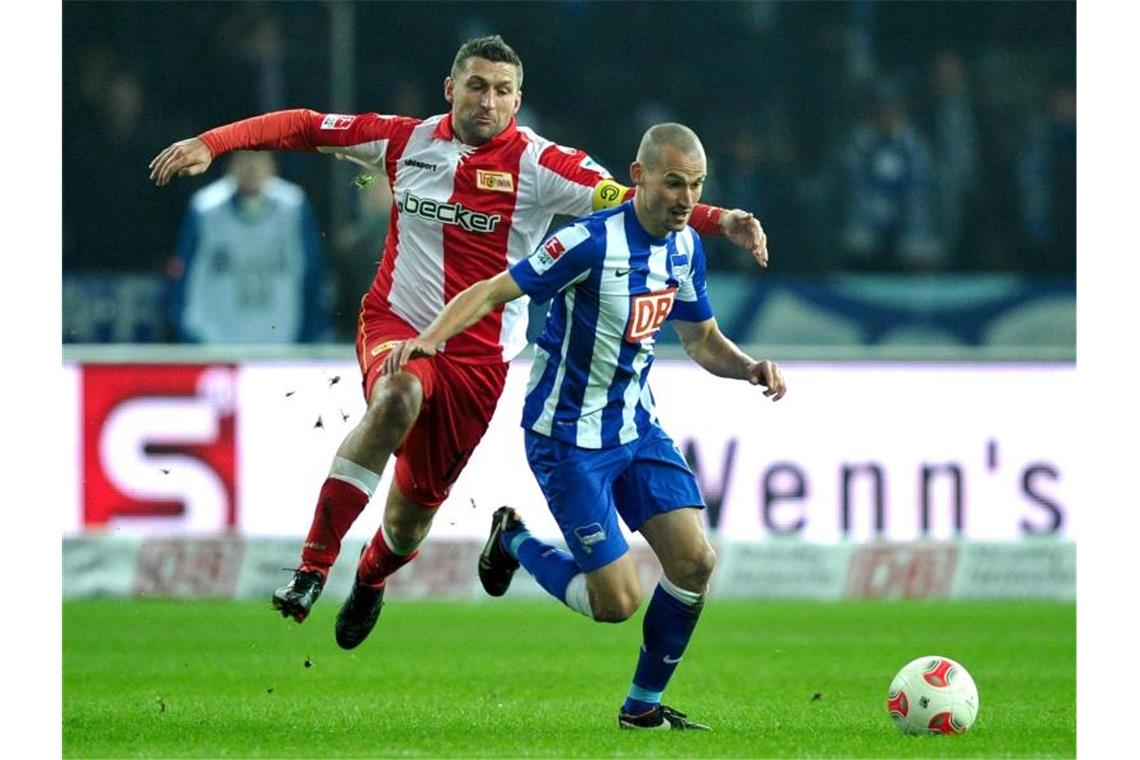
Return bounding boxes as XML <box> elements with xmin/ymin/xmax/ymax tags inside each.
<box><xmin>841</xmin><ymin>79</ymin><xmax>943</xmax><ymax>272</ymax></box>
<box><xmin>928</xmin><ymin>49</ymin><xmax>981</xmax><ymax>269</ymax></box>
<box><xmin>715</xmin><ymin>108</ymin><xmax>806</xmax><ymax>271</ymax></box>
<box><xmin>330</xmin><ymin>171</ymin><xmax>392</xmax><ymax>341</ymax></box>
<box><xmin>65</xmin><ymin>60</ymin><xmax>184</xmax><ymax>273</ymax></box>
<box><xmin>381</xmin><ymin>123</ymin><xmax>787</xmax><ymax>730</ymax></box>
<box><xmin>148</xmin><ymin>34</ymin><xmax>770</xmax><ymax>642</ymax></box>
<box><xmin>1018</xmin><ymin>81</ymin><xmax>1076</xmax><ymax>276</ymax></box>
<box><xmin>168</xmin><ymin>151</ymin><xmax>327</xmax><ymax>343</ymax></box>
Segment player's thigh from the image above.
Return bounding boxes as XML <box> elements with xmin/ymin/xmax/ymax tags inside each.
<box><xmin>524</xmin><ymin>431</ymin><xmax>632</xmax><ymax>574</ymax></box>
<box><xmin>355</xmin><ymin>308</ymin><xmax>431</xmax><ymax>403</ymax></box>
<box><xmin>613</xmin><ymin>426</ymin><xmax>713</xmax><ymax>591</ymax></box>
<box><xmin>393</xmin><ymin>356</ymin><xmax>508</xmax><ymax>509</ymax></box>
<box><xmin>639</xmin><ymin>508</ymin><xmax>716</xmax><ymax>593</ymax></box>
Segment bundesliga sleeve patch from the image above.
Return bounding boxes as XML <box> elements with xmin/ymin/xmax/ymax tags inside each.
<box><xmin>528</xmin><ymin>223</ymin><xmax>591</xmax><ymax>275</ymax></box>
<box><xmin>320</xmin><ymin>114</ymin><xmax>356</xmax><ymax>130</ymax></box>
<box><xmin>532</xmin><ymin>236</ymin><xmax>566</xmax><ymax>273</ymax></box>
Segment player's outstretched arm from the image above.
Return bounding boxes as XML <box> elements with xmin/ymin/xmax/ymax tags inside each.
<box><xmin>673</xmin><ymin>318</ymin><xmax>786</xmax><ymax>400</ymax></box>
<box><xmin>149</xmin><ymin>109</ymin><xmax>370</xmax><ymax>187</ymax></box>
<box><xmin>381</xmin><ymin>271</ymin><xmax>525</xmax><ymax>376</ymax></box>
<box><xmin>593</xmin><ymin>182</ymin><xmax>768</xmax><ymax>269</ymax></box>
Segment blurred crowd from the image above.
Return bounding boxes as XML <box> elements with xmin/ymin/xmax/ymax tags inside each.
<box><xmin>62</xmin><ymin>1</ymin><xmax>1075</xmax><ymax>343</ymax></box>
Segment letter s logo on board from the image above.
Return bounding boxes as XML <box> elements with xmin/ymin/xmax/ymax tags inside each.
<box><xmin>82</xmin><ymin>365</ymin><xmax>238</xmax><ymax>533</ymax></box>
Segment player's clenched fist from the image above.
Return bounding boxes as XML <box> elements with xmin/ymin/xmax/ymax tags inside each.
<box><xmin>748</xmin><ymin>360</ymin><xmax>786</xmax><ymax>400</ymax></box>
<box><xmin>149</xmin><ymin>137</ymin><xmax>214</xmax><ymax>186</ymax></box>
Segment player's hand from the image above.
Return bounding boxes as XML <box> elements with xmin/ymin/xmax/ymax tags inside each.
<box><xmin>720</xmin><ymin>209</ymin><xmax>768</xmax><ymax>269</ymax></box>
<box><xmin>149</xmin><ymin>138</ymin><xmax>214</xmax><ymax>187</ymax></box>
<box><xmin>381</xmin><ymin>338</ymin><xmax>437</xmax><ymax>376</ymax></box>
<box><xmin>747</xmin><ymin>360</ymin><xmax>786</xmax><ymax>400</ymax></box>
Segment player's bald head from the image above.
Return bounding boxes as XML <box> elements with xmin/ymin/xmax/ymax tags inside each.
<box><xmin>636</xmin><ymin>123</ymin><xmax>706</xmax><ymax>170</ymax></box>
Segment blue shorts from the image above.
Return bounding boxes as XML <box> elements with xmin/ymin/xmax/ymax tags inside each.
<box><xmin>523</xmin><ymin>425</ymin><xmax>705</xmax><ymax>572</ymax></box>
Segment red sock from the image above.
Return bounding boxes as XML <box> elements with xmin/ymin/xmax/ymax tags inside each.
<box><xmin>357</xmin><ymin>527</ymin><xmax>420</xmax><ymax>588</ymax></box>
<box><xmin>300</xmin><ymin>478</ymin><xmax>371</xmax><ymax>578</ymax></box>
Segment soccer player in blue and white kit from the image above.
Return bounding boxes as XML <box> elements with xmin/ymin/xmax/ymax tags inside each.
<box><xmin>383</xmin><ymin>123</ymin><xmax>787</xmax><ymax>730</ymax></box>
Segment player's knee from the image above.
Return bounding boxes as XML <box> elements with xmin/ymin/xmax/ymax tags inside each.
<box><xmin>363</xmin><ymin>375</ymin><xmax>422</xmax><ymax>441</ymax></box>
<box><xmin>671</xmin><ymin>545</ymin><xmax>717</xmax><ymax>592</ymax></box>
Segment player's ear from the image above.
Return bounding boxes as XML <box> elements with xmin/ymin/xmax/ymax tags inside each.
<box><xmin>629</xmin><ymin>161</ymin><xmax>644</xmax><ymax>186</ymax></box>
<box><xmin>443</xmin><ymin>77</ymin><xmax>455</xmax><ymax>103</ymax></box>
<box><xmin>512</xmin><ymin>89</ymin><xmax>522</xmax><ymax>115</ymax></box>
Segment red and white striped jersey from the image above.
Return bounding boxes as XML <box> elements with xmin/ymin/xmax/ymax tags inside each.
<box><xmin>202</xmin><ymin>109</ymin><xmax>620</xmax><ymax>362</ymax></box>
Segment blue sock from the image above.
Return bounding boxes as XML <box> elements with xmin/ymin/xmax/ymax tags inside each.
<box><xmin>503</xmin><ymin>529</ymin><xmax>579</xmax><ymax>603</ymax></box>
<box><xmin>621</xmin><ymin>579</ymin><xmax>704</xmax><ymax>716</ymax></box>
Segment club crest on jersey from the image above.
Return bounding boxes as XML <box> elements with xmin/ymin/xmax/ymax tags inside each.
<box><xmin>320</xmin><ymin>114</ymin><xmax>356</xmax><ymax>130</ymax></box>
<box><xmin>626</xmin><ymin>288</ymin><xmax>677</xmax><ymax>342</ymax></box>
<box><xmin>670</xmin><ymin>252</ymin><xmax>691</xmax><ymax>279</ymax></box>
<box><xmin>476</xmin><ymin>169</ymin><xmax>515</xmax><ymax>193</ymax></box>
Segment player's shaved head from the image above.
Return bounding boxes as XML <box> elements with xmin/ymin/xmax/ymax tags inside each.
<box><xmin>636</xmin><ymin>123</ymin><xmax>705</xmax><ymax>170</ymax></box>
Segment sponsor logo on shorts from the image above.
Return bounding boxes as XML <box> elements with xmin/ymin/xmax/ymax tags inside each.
<box><xmin>574</xmin><ymin>523</ymin><xmax>607</xmax><ymax>553</ymax></box>
<box><xmin>476</xmin><ymin>169</ymin><xmax>515</xmax><ymax>193</ymax></box>
<box><xmin>320</xmin><ymin>114</ymin><xmax>356</xmax><ymax>130</ymax></box>
<box><xmin>370</xmin><ymin>340</ymin><xmax>400</xmax><ymax>357</ymax></box>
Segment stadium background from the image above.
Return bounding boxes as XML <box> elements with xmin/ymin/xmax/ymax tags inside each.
<box><xmin>58</xmin><ymin>1</ymin><xmax>1079</xmax><ymax>757</ymax></box>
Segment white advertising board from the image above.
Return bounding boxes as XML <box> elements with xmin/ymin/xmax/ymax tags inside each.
<box><xmin>65</xmin><ymin>360</ymin><xmax>1074</xmax><ymax>544</ymax></box>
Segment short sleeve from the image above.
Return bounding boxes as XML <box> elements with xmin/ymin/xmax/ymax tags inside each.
<box><xmin>509</xmin><ymin>222</ymin><xmax>599</xmax><ymax>305</ymax></box>
<box><xmin>668</xmin><ymin>233</ymin><xmax>713</xmax><ymax>323</ymax></box>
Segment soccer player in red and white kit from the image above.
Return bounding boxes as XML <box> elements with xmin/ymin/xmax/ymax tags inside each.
<box><xmin>149</xmin><ymin>35</ymin><xmax>769</xmax><ymax>649</ymax></box>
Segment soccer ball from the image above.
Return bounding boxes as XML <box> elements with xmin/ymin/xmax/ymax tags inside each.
<box><xmin>886</xmin><ymin>655</ymin><xmax>979</xmax><ymax>735</ymax></box>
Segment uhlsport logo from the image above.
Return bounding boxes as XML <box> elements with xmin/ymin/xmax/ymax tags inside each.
<box><xmin>626</xmin><ymin>288</ymin><xmax>678</xmax><ymax>342</ymax></box>
<box><xmin>398</xmin><ymin>191</ymin><xmax>501</xmax><ymax>233</ymax></box>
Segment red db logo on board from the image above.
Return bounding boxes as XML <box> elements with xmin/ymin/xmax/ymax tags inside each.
<box><xmin>626</xmin><ymin>289</ymin><xmax>677</xmax><ymax>342</ymax></box>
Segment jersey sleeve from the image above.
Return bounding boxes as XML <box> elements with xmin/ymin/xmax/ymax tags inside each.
<box><xmin>199</xmin><ymin>110</ymin><xmax>420</xmax><ymax>168</ymax></box>
<box><xmin>509</xmin><ymin>222</ymin><xmax>599</xmax><ymax>305</ymax></box>
<box><xmin>668</xmin><ymin>232</ymin><xmax>714</xmax><ymax>323</ymax></box>
<box><xmin>533</xmin><ymin>142</ymin><xmax>615</xmax><ymax>218</ymax></box>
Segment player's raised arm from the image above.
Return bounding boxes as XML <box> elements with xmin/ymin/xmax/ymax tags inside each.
<box><xmin>672</xmin><ymin>317</ymin><xmax>786</xmax><ymax>400</ymax></box>
<box><xmin>150</xmin><ymin>109</ymin><xmax>418</xmax><ymax>186</ymax></box>
<box><xmin>382</xmin><ymin>270</ymin><xmax>525</xmax><ymax>376</ymax></box>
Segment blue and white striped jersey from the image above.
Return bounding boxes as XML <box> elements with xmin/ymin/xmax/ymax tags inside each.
<box><xmin>509</xmin><ymin>200</ymin><xmax>713</xmax><ymax>449</ymax></box>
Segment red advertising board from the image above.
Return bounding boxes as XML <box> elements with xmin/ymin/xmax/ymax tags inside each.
<box><xmin>82</xmin><ymin>365</ymin><xmax>238</xmax><ymax>532</ymax></box>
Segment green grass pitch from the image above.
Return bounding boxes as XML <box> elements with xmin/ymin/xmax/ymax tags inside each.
<box><xmin>64</xmin><ymin>598</ymin><xmax>1074</xmax><ymax>758</ymax></box>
